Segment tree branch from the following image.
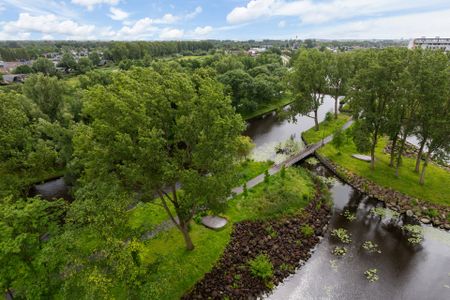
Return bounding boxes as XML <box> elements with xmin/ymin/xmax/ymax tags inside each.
<box><xmin>157</xmin><ymin>190</ymin><xmax>181</xmax><ymax>230</ymax></box>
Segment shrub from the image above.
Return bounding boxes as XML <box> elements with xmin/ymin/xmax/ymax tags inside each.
<box><xmin>426</xmin><ymin>208</ymin><xmax>438</xmax><ymax>218</ymax></box>
<box><xmin>248</xmin><ymin>254</ymin><xmax>273</xmax><ymax>280</ymax></box>
<box><xmin>325</xmin><ymin>111</ymin><xmax>333</xmax><ymax>122</ymax></box>
<box><xmin>300</xmin><ymin>224</ymin><xmax>315</xmax><ymax>237</ymax></box>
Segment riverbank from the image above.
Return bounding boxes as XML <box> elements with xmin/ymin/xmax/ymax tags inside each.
<box><xmin>302</xmin><ymin>116</ymin><xmax>450</xmax><ymax>230</ymax></box>
<box><xmin>136</xmin><ymin>167</ymin><xmax>324</xmax><ymax>299</ymax></box>
<box><xmin>242</xmin><ymin>97</ymin><xmax>294</xmax><ymax>121</ymax></box>
<box><xmin>184</xmin><ymin>176</ymin><xmax>331</xmax><ymax>299</ymax></box>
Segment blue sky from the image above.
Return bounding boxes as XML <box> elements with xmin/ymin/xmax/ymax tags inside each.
<box><xmin>0</xmin><ymin>0</ymin><xmax>449</xmax><ymax>40</ymax></box>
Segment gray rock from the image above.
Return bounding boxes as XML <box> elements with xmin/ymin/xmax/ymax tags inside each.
<box><xmin>406</xmin><ymin>210</ymin><xmax>414</xmax><ymax>217</ymax></box>
<box><xmin>420</xmin><ymin>218</ymin><xmax>431</xmax><ymax>224</ymax></box>
<box><xmin>351</xmin><ymin>154</ymin><xmax>372</xmax><ymax>162</ymax></box>
<box><xmin>444</xmin><ymin>224</ymin><xmax>450</xmax><ymax>231</ymax></box>
<box><xmin>201</xmin><ymin>215</ymin><xmax>228</xmax><ymax>229</ymax></box>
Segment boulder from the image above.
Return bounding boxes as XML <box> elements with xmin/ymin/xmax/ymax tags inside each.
<box><xmin>351</xmin><ymin>154</ymin><xmax>372</xmax><ymax>162</ymax></box>
<box><xmin>420</xmin><ymin>218</ymin><xmax>431</xmax><ymax>224</ymax></box>
<box><xmin>201</xmin><ymin>216</ymin><xmax>228</xmax><ymax>229</ymax></box>
<box><xmin>406</xmin><ymin>210</ymin><xmax>414</xmax><ymax>217</ymax></box>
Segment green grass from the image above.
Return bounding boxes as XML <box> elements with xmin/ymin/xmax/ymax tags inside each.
<box><xmin>137</xmin><ymin>167</ymin><xmax>315</xmax><ymax>299</ymax></box>
<box><xmin>318</xmin><ymin>134</ymin><xmax>450</xmax><ymax>206</ymax></box>
<box><xmin>235</xmin><ymin>159</ymin><xmax>273</xmax><ymax>185</ymax></box>
<box><xmin>242</xmin><ymin>97</ymin><xmax>295</xmax><ymax>120</ymax></box>
<box><xmin>302</xmin><ymin>114</ymin><xmax>351</xmax><ymax>144</ymax></box>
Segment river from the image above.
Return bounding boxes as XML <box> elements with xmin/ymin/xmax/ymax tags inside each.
<box><xmin>266</xmin><ymin>163</ymin><xmax>450</xmax><ymax>300</ymax></box>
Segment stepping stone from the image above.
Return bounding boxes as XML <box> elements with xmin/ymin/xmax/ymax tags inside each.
<box><xmin>420</xmin><ymin>218</ymin><xmax>431</xmax><ymax>224</ymax></box>
<box><xmin>351</xmin><ymin>154</ymin><xmax>372</xmax><ymax>162</ymax></box>
<box><xmin>201</xmin><ymin>216</ymin><xmax>228</xmax><ymax>229</ymax></box>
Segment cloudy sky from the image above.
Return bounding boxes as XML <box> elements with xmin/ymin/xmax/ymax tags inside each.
<box><xmin>0</xmin><ymin>0</ymin><xmax>449</xmax><ymax>40</ymax></box>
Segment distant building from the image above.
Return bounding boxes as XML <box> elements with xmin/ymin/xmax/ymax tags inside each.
<box><xmin>247</xmin><ymin>47</ymin><xmax>267</xmax><ymax>56</ymax></box>
<box><xmin>409</xmin><ymin>37</ymin><xmax>450</xmax><ymax>51</ymax></box>
<box><xmin>1</xmin><ymin>74</ymin><xmax>28</xmax><ymax>85</ymax></box>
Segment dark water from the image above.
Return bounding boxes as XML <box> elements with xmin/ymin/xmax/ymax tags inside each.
<box><xmin>30</xmin><ymin>177</ymin><xmax>73</xmax><ymax>201</ymax></box>
<box><xmin>244</xmin><ymin>95</ymin><xmax>336</xmax><ymax>162</ymax></box>
<box><xmin>267</xmin><ymin>165</ymin><xmax>450</xmax><ymax>300</ymax></box>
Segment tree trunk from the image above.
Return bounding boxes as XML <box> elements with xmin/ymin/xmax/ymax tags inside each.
<box><xmin>419</xmin><ymin>151</ymin><xmax>431</xmax><ymax>185</ymax></box>
<box><xmin>314</xmin><ymin>109</ymin><xmax>319</xmax><ymax>131</ymax></box>
<box><xmin>370</xmin><ymin>145</ymin><xmax>376</xmax><ymax>170</ymax></box>
<box><xmin>334</xmin><ymin>95</ymin><xmax>339</xmax><ymax>119</ymax></box>
<box><xmin>6</xmin><ymin>288</ymin><xmax>14</xmax><ymax>300</ymax></box>
<box><xmin>180</xmin><ymin>221</ymin><xmax>194</xmax><ymax>251</ymax></box>
<box><xmin>389</xmin><ymin>134</ymin><xmax>398</xmax><ymax>167</ymax></box>
<box><xmin>395</xmin><ymin>134</ymin><xmax>407</xmax><ymax>177</ymax></box>
<box><xmin>415</xmin><ymin>138</ymin><xmax>426</xmax><ymax>173</ymax></box>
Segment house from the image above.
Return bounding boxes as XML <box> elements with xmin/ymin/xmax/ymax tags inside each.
<box><xmin>1</xmin><ymin>74</ymin><xmax>28</xmax><ymax>85</ymax></box>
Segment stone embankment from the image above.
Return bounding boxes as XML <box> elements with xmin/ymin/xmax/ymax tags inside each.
<box><xmin>316</xmin><ymin>154</ymin><xmax>450</xmax><ymax>231</ymax></box>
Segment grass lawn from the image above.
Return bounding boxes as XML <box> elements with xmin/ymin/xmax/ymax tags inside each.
<box><xmin>241</xmin><ymin>97</ymin><xmax>294</xmax><ymax>120</ymax></box>
<box><xmin>235</xmin><ymin>159</ymin><xmax>273</xmax><ymax>185</ymax></box>
<box><xmin>318</xmin><ymin>134</ymin><xmax>450</xmax><ymax>206</ymax></box>
<box><xmin>137</xmin><ymin>167</ymin><xmax>315</xmax><ymax>299</ymax></box>
<box><xmin>302</xmin><ymin>114</ymin><xmax>351</xmax><ymax>144</ymax></box>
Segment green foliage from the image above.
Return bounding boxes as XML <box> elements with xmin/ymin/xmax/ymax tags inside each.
<box><xmin>248</xmin><ymin>254</ymin><xmax>274</xmax><ymax>280</ymax></box>
<box><xmin>403</xmin><ymin>224</ymin><xmax>423</xmax><ymax>245</ymax></box>
<box><xmin>425</xmin><ymin>208</ymin><xmax>438</xmax><ymax>218</ymax></box>
<box><xmin>280</xmin><ymin>165</ymin><xmax>286</xmax><ymax>179</ymax></box>
<box><xmin>302</xmin><ymin>114</ymin><xmax>350</xmax><ymax>144</ymax></box>
<box><xmin>264</xmin><ymin>169</ymin><xmax>270</xmax><ymax>184</ymax></box>
<box><xmin>236</xmin><ymin>136</ymin><xmax>255</xmax><ymax>160</ymax></box>
<box><xmin>332</xmin><ymin>246</ymin><xmax>347</xmax><ymax>256</ymax></box>
<box><xmin>32</xmin><ymin>57</ymin><xmax>56</xmax><ymax>75</ymax></box>
<box><xmin>331</xmin><ymin>127</ymin><xmax>345</xmax><ymax>154</ymax></box>
<box><xmin>58</xmin><ymin>52</ymin><xmax>77</xmax><ymax>73</ymax></box>
<box><xmin>300</xmin><ymin>224</ymin><xmax>314</xmax><ymax>237</ymax></box>
<box><xmin>331</xmin><ymin>228</ymin><xmax>351</xmax><ymax>244</ymax></box>
<box><xmin>362</xmin><ymin>241</ymin><xmax>381</xmax><ymax>253</ymax></box>
<box><xmin>325</xmin><ymin>111</ymin><xmax>334</xmax><ymax>122</ymax></box>
<box><xmin>364</xmin><ymin>268</ymin><xmax>379</xmax><ymax>282</ymax></box>
<box><xmin>13</xmin><ymin>64</ymin><xmax>33</xmax><ymax>74</ymax></box>
<box><xmin>343</xmin><ymin>210</ymin><xmax>356</xmax><ymax>221</ymax></box>
<box><xmin>265</xmin><ymin>225</ymin><xmax>278</xmax><ymax>238</ymax></box>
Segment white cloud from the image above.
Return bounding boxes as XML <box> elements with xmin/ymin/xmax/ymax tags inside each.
<box><xmin>2</xmin><ymin>13</ymin><xmax>95</xmax><ymax>37</ymax></box>
<box><xmin>300</xmin><ymin>8</ymin><xmax>450</xmax><ymax>39</ymax></box>
<box><xmin>193</xmin><ymin>26</ymin><xmax>213</xmax><ymax>36</ymax></box>
<box><xmin>71</xmin><ymin>0</ymin><xmax>120</xmax><ymax>11</ymax></box>
<box><xmin>186</xmin><ymin>6</ymin><xmax>203</xmax><ymax>19</ymax></box>
<box><xmin>278</xmin><ymin>20</ymin><xmax>286</xmax><ymax>28</ymax></box>
<box><xmin>159</xmin><ymin>28</ymin><xmax>184</xmax><ymax>39</ymax></box>
<box><xmin>109</xmin><ymin>7</ymin><xmax>129</xmax><ymax>21</ymax></box>
<box><xmin>3</xmin><ymin>0</ymin><xmax>79</xmax><ymax>19</ymax></box>
<box><xmin>226</xmin><ymin>0</ymin><xmax>450</xmax><ymax>25</ymax></box>
<box><xmin>116</xmin><ymin>17</ymin><xmax>158</xmax><ymax>38</ymax></box>
<box><xmin>41</xmin><ymin>34</ymin><xmax>54</xmax><ymax>40</ymax></box>
<box><xmin>155</xmin><ymin>13</ymin><xmax>179</xmax><ymax>24</ymax></box>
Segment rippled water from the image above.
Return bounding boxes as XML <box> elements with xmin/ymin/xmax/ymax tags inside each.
<box><xmin>266</xmin><ymin>165</ymin><xmax>450</xmax><ymax>300</ymax></box>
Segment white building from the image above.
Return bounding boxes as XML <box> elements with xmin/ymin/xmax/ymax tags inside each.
<box><xmin>409</xmin><ymin>37</ymin><xmax>450</xmax><ymax>51</ymax></box>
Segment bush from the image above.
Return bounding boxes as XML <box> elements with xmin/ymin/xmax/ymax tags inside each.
<box><xmin>300</xmin><ymin>224</ymin><xmax>314</xmax><ymax>237</ymax></box>
<box><xmin>426</xmin><ymin>208</ymin><xmax>438</xmax><ymax>218</ymax></box>
<box><xmin>248</xmin><ymin>254</ymin><xmax>273</xmax><ymax>280</ymax></box>
<box><xmin>325</xmin><ymin>111</ymin><xmax>333</xmax><ymax>122</ymax></box>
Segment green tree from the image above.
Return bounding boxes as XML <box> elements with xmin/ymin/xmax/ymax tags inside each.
<box><xmin>328</xmin><ymin>52</ymin><xmax>352</xmax><ymax>118</ymax></box>
<box><xmin>22</xmin><ymin>73</ymin><xmax>67</xmax><ymax>122</ymax></box>
<box><xmin>58</xmin><ymin>52</ymin><xmax>77</xmax><ymax>73</ymax></box>
<box><xmin>236</xmin><ymin>135</ymin><xmax>255</xmax><ymax>160</ymax></box>
<box><xmin>0</xmin><ymin>196</ymin><xmax>65</xmax><ymax>299</ymax></box>
<box><xmin>73</xmin><ymin>67</ymin><xmax>244</xmax><ymax>250</ymax></box>
<box><xmin>349</xmin><ymin>49</ymin><xmax>404</xmax><ymax>169</ymax></box>
<box><xmin>288</xmin><ymin>49</ymin><xmax>329</xmax><ymax>131</ymax></box>
<box><xmin>88</xmin><ymin>51</ymin><xmax>101</xmax><ymax>66</ymax></box>
<box><xmin>332</xmin><ymin>127</ymin><xmax>345</xmax><ymax>154</ymax></box>
<box><xmin>32</xmin><ymin>57</ymin><xmax>56</xmax><ymax>75</ymax></box>
<box><xmin>76</xmin><ymin>57</ymin><xmax>93</xmax><ymax>74</ymax></box>
<box><xmin>13</xmin><ymin>64</ymin><xmax>33</xmax><ymax>74</ymax></box>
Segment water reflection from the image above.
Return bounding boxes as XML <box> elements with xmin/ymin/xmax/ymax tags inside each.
<box><xmin>267</xmin><ymin>164</ymin><xmax>450</xmax><ymax>300</ymax></box>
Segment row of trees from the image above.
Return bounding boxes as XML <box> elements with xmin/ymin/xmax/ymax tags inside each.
<box><xmin>288</xmin><ymin>47</ymin><xmax>449</xmax><ymax>184</ymax></box>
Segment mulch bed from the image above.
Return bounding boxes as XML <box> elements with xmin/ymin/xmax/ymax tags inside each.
<box><xmin>183</xmin><ymin>184</ymin><xmax>331</xmax><ymax>300</ymax></box>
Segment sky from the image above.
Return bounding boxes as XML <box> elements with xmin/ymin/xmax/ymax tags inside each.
<box><xmin>0</xmin><ymin>0</ymin><xmax>449</xmax><ymax>41</ymax></box>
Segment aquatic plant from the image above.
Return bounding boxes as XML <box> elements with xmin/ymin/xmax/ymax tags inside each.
<box><xmin>317</xmin><ymin>175</ymin><xmax>337</xmax><ymax>187</ymax></box>
<box><xmin>305</xmin><ymin>157</ymin><xmax>319</xmax><ymax>165</ymax></box>
<box><xmin>364</xmin><ymin>268</ymin><xmax>379</xmax><ymax>282</ymax></box>
<box><xmin>343</xmin><ymin>210</ymin><xmax>356</xmax><ymax>222</ymax></box>
<box><xmin>248</xmin><ymin>254</ymin><xmax>274</xmax><ymax>280</ymax></box>
<box><xmin>331</xmin><ymin>228</ymin><xmax>352</xmax><ymax>244</ymax></box>
<box><xmin>332</xmin><ymin>246</ymin><xmax>347</xmax><ymax>256</ymax></box>
<box><xmin>403</xmin><ymin>224</ymin><xmax>424</xmax><ymax>245</ymax></box>
<box><xmin>370</xmin><ymin>207</ymin><xmax>399</xmax><ymax>219</ymax></box>
<box><xmin>362</xmin><ymin>241</ymin><xmax>381</xmax><ymax>253</ymax></box>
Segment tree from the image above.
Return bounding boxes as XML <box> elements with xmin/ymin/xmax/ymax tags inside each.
<box><xmin>58</xmin><ymin>52</ymin><xmax>77</xmax><ymax>73</ymax></box>
<box><xmin>0</xmin><ymin>196</ymin><xmax>65</xmax><ymax>299</ymax></box>
<box><xmin>349</xmin><ymin>49</ymin><xmax>404</xmax><ymax>169</ymax></box>
<box><xmin>73</xmin><ymin>67</ymin><xmax>244</xmax><ymax>250</ymax></box>
<box><xmin>88</xmin><ymin>51</ymin><xmax>101</xmax><ymax>66</ymax></box>
<box><xmin>237</xmin><ymin>135</ymin><xmax>255</xmax><ymax>160</ymax></box>
<box><xmin>288</xmin><ymin>49</ymin><xmax>329</xmax><ymax>131</ymax></box>
<box><xmin>328</xmin><ymin>52</ymin><xmax>351</xmax><ymax>118</ymax></box>
<box><xmin>32</xmin><ymin>57</ymin><xmax>56</xmax><ymax>75</ymax></box>
<box><xmin>22</xmin><ymin>73</ymin><xmax>67</xmax><ymax>122</ymax></box>
<box><xmin>76</xmin><ymin>57</ymin><xmax>93</xmax><ymax>74</ymax></box>
<box><xmin>13</xmin><ymin>64</ymin><xmax>33</xmax><ymax>74</ymax></box>
<box><xmin>217</xmin><ymin>69</ymin><xmax>254</xmax><ymax>111</ymax></box>
<box><xmin>331</xmin><ymin>127</ymin><xmax>345</xmax><ymax>154</ymax></box>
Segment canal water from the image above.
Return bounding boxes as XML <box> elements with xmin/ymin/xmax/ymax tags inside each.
<box><xmin>266</xmin><ymin>164</ymin><xmax>450</xmax><ymax>300</ymax></box>
<box><xmin>244</xmin><ymin>95</ymin><xmax>335</xmax><ymax>163</ymax></box>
